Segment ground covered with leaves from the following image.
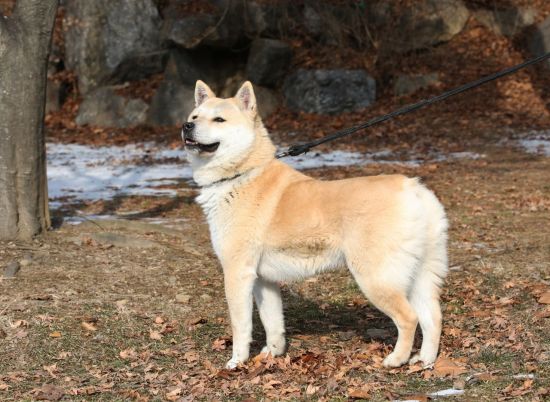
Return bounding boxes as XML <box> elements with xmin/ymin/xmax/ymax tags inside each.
<box><xmin>1</xmin><ymin>138</ymin><xmax>549</xmax><ymax>401</ymax></box>
<box><xmin>1</xmin><ymin>1</ymin><xmax>550</xmax><ymax>400</ymax></box>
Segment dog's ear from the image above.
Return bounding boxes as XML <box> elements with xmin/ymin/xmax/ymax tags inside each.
<box><xmin>235</xmin><ymin>81</ymin><xmax>257</xmax><ymax>114</ymax></box>
<box><xmin>195</xmin><ymin>80</ymin><xmax>215</xmax><ymax>107</ymax></box>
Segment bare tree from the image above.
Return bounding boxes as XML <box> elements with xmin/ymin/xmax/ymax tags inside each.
<box><xmin>0</xmin><ymin>0</ymin><xmax>58</xmax><ymax>240</ymax></box>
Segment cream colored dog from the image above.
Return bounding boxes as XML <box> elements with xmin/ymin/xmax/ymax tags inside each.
<box><xmin>183</xmin><ymin>80</ymin><xmax>448</xmax><ymax>370</ymax></box>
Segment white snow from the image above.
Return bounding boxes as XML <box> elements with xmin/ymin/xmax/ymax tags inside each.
<box><xmin>428</xmin><ymin>388</ymin><xmax>465</xmax><ymax>397</ymax></box>
<box><xmin>515</xmin><ymin>130</ymin><xmax>550</xmax><ymax>157</ymax></box>
<box><xmin>47</xmin><ymin>143</ymin><xmax>193</xmax><ymax>206</ymax></box>
<box><xmin>46</xmin><ymin>142</ymin><xmax>484</xmax><ymax>207</ymax></box>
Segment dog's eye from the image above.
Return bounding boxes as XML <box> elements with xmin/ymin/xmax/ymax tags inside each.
<box><xmin>213</xmin><ymin>117</ymin><xmax>226</xmax><ymax>123</ymax></box>
<box><xmin>192</xmin><ymin>115</ymin><xmax>198</xmax><ymax>120</ymax></box>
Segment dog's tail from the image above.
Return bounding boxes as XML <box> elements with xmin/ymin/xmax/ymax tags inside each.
<box><xmin>408</xmin><ymin>185</ymin><xmax>448</xmax><ymax>362</ymax></box>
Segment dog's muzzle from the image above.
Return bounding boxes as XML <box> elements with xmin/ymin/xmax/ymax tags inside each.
<box><xmin>181</xmin><ymin>122</ymin><xmax>220</xmax><ymax>153</ymax></box>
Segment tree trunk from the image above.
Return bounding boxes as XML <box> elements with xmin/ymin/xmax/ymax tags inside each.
<box><xmin>0</xmin><ymin>0</ymin><xmax>58</xmax><ymax>240</ymax></box>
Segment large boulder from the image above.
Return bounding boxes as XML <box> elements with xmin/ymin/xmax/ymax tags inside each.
<box><xmin>380</xmin><ymin>0</ymin><xmax>470</xmax><ymax>53</ymax></box>
<box><xmin>246</xmin><ymin>39</ymin><xmax>292</xmax><ymax>87</ymax></box>
<box><xmin>164</xmin><ymin>48</ymin><xmax>244</xmax><ymax>94</ymax></box>
<box><xmin>475</xmin><ymin>7</ymin><xmax>537</xmax><ymax>37</ymax></box>
<box><xmin>76</xmin><ymin>87</ymin><xmax>149</xmax><ymax>128</ymax></box>
<box><xmin>163</xmin><ymin>14</ymin><xmax>218</xmax><ymax>49</ymax></box>
<box><xmin>147</xmin><ymin>81</ymin><xmax>195</xmax><ymax>127</ymax></box>
<box><xmin>64</xmin><ymin>0</ymin><xmax>164</xmax><ymax>94</ymax></box>
<box><xmin>528</xmin><ymin>16</ymin><xmax>550</xmax><ymax>68</ymax></box>
<box><xmin>283</xmin><ymin>70</ymin><xmax>376</xmax><ymax>115</ymax></box>
<box><xmin>394</xmin><ymin>73</ymin><xmax>440</xmax><ymax>96</ymax></box>
<box><xmin>255</xmin><ymin>86</ymin><xmax>280</xmax><ymax>119</ymax></box>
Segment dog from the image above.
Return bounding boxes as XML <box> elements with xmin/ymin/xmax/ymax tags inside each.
<box><xmin>183</xmin><ymin>80</ymin><xmax>448</xmax><ymax>369</ymax></box>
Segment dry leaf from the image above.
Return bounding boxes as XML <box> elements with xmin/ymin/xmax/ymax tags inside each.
<box><xmin>81</xmin><ymin>321</ymin><xmax>97</xmax><ymax>331</ymax></box>
<box><xmin>165</xmin><ymin>387</ymin><xmax>182</xmax><ymax>401</ymax></box>
<box><xmin>119</xmin><ymin>348</ymin><xmax>137</xmax><ymax>360</ymax></box>
<box><xmin>211</xmin><ymin>337</ymin><xmax>228</xmax><ymax>351</ymax></box>
<box><xmin>538</xmin><ymin>291</ymin><xmax>550</xmax><ymax>304</ymax></box>
<box><xmin>432</xmin><ymin>357</ymin><xmax>468</xmax><ymax>377</ymax></box>
<box><xmin>49</xmin><ymin>331</ymin><xmax>62</xmax><ymax>338</ymax></box>
<box><xmin>305</xmin><ymin>384</ymin><xmax>319</xmax><ymax>395</ymax></box>
<box><xmin>348</xmin><ymin>386</ymin><xmax>371</xmax><ymax>399</ymax></box>
<box><xmin>33</xmin><ymin>384</ymin><xmax>65</xmax><ymax>401</ymax></box>
<box><xmin>149</xmin><ymin>329</ymin><xmax>162</xmax><ymax>340</ymax></box>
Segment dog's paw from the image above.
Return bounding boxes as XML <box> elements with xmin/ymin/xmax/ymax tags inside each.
<box><xmin>260</xmin><ymin>341</ymin><xmax>285</xmax><ymax>357</ymax></box>
<box><xmin>409</xmin><ymin>352</ymin><xmax>436</xmax><ymax>367</ymax></box>
<box><xmin>382</xmin><ymin>352</ymin><xmax>409</xmax><ymax>368</ymax></box>
<box><xmin>225</xmin><ymin>357</ymin><xmax>243</xmax><ymax>370</ymax></box>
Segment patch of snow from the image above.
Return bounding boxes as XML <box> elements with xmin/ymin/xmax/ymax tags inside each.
<box><xmin>428</xmin><ymin>388</ymin><xmax>465</xmax><ymax>397</ymax></box>
<box><xmin>515</xmin><ymin>130</ymin><xmax>550</xmax><ymax>157</ymax></box>
<box><xmin>46</xmin><ymin>142</ymin><xmax>485</xmax><ymax>207</ymax></box>
<box><xmin>47</xmin><ymin>143</ymin><xmax>193</xmax><ymax>203</ymax></box>
<box><xmin>512</xmin><ymin>374</ymin><xmax>535</xmax><ymax>379</ymax></box>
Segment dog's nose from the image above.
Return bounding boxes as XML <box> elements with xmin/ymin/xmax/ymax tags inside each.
<box><xmin>183</xmin><ymin>122</ymin><xmax>195</xmax><ymax>133</ymax></box>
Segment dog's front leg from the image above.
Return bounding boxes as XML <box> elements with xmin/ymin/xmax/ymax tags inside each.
<box><xmin>223</xmin><ymin>263</ymin><xmax>257</xmax><ymax>369</ymax></box>
<box><xmin>254</xmin><ymin>278</ymin><xmax>286</xmax><ymax>357</ymax></box>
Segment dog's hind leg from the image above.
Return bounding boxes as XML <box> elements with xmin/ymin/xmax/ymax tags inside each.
<box><xmin>408</xmin><ymin>233</ymin><xmax>447</xmax><ymax>365</ymax></box>
<box><xmin>253</xmin><ymin>277</ymin><xmax>286</xmax><ymax>357</ymax></box>
<box><xmin>347</xmin><ymin>253</ymin><xmax>418</xmax><ymax>368</ymax></box>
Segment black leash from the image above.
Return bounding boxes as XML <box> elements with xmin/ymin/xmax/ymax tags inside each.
<box><xmin>276</xmin><ymin>52</ymin><xmax>550</xmax><ymax>159</ymax></box>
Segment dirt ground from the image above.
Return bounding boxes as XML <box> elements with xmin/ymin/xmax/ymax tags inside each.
<box><xmin>1</xmin><ymin>136</ymin><xmax>549</xmax><ymax>401</ymax></box>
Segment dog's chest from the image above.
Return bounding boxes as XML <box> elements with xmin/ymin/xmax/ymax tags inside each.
<box><xmin>196</xmin><ymin>185</ymin><xmax>241</xmax><ymax>257</ymax></box>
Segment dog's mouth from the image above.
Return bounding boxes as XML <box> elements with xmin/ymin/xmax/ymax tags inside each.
<box><xmin>184</xmin><ymin>138</ymin><xmax>220</xmax><ymax>153</ymax></box>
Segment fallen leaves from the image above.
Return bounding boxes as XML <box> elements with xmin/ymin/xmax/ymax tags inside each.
<box><xmin>348</xmin><ymin>385</ymin><xmax>372</xmax><ymax>399</ymax></box>
<box><xmin>81</xmin><ymin>321</ymin><xmax>97</xmax><ymax>332</ymax></box>
<box><xmin>211</xmin><ymin>336</ymin><xmax>230</xmax><ymax>351</ymax></box>
<box><xmin>149</xmin><ymin>329</ymin><xmax>162</xmax><ymax>340</ymax></box>
<box><xmin>538</xmin><ymin>291</ymin><xmax>550</xmax><ymax>304</ymax></box>
<box><xmin>49</xmin><ymin>331</ymin><xmax>62</xmax><ymax>338</ymax></box>
<box><xmin>428</xmin><ymin>357</ymin><xmax>468</xmax><ymax>378</ymax></box>
<box><xmin>32</xmin><ymin>384</ymin><xmax>65</xmax><ymax>401</ymax></box>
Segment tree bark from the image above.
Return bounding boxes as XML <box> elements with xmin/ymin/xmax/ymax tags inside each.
<box><xmin>0</xmin><ymin>0</ymin><xmax>58</xmax><ymax>240</ymax></box>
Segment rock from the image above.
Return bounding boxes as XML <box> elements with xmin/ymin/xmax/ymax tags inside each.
<box><xmin>303</xmin><ymin>5</ymin><xmax>323</xmax><ymax>36</ymax></box>
<box><xmin>246</xmin><ymin>39</ymin><xmax>292</xmax><ymax>87</ymax></box>
<box><xmin>112</xmin><ymin>50</ymin><xmax>169</xmax><ymax>83</ymax></box>
<box><xmin>528</xmin><ymin>16</ymin><xmax>550</xmax><ymax>68</ymax></box>
<box><xmin>366</xmin><ymin>328</ymin><xmax>391</xmax><ymax>340</ymax></box>
<box><xmin>245</xmin><ymin>1</ymin><xmax>284</xmax><ymax>37</ymax></box>
<box><xmin>283</xmin><ymin>69</ymin><xmax>376</xmax><ymax>115</ymax></box>
<box><xmin>76</xmin><ymin>87</ymin><xmax>149</xmax><ymax>128</ymax></box>
<box><xmin>175</xmin><ymin>293</ymin><xmax>191</xmax><ymax>304</ymax></box>
<box><xmin>83</xmin><ymin>232</ymin><xmax>159</xmax><ymax>248</ymax></box>
<box><xmin>200</xmin><ymin>0</ymin><xmax>245</xmax><ymax>48</ymax></box>
<box><xmin>147</xmin><ymin>80</ymin><xmax>195</xmax><ymax>127</ymax></box>
<box><xmin>394</xmin><ymin>73</ymin><xmax>440</xmax><ymax>96</ymax></box>
<box><xmin>164</xmin><ymin>49</ymin><xmax>211</xmax><ymax>88</ymax></box>
<box><xmin>255</xmin><ymin>86</ymin><xmax>280</xmax><ymax>119</ymax></box>
<box><xmin>386</xmin><ymin>0</ymin><xmax>469</xmax><ymax>53</ymax></box>
<box><xmin>64</xmin><ymin>0</ymin><xmax>163</xmax><ymax>93</ymax></box>
<box><xmin>200</xmin><ymin>294</ymin><xmax>213</xmax><ymax>301</ymax></box>
<box><xmin>164</xmin><ymin>14</ymin><xmax>217</xmax><ymax>49</ymax></box>
<box><xmin>475</xmin><ymin>7</ymin><xmax>537</xmax><ymax>37</ymax></box>
<box><xmin>3</xmin><ymin>261</ymin><xmax>20</xmax><ymax>278</ymax></box>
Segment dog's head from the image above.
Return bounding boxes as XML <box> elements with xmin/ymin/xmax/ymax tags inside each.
<box><xmin>183</xmin><ymin>80</ymin><xmax>275</xmax><ymax>186</ymax></box>
<box><xmin>183</xmin><ymin>80</ymin><xmax>259</xmax><ymax>159</ymax></box>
